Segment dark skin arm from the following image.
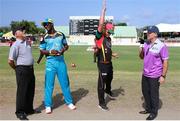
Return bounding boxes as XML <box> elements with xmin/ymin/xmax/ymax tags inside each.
<box><xmin>40</xmin><ymin>43</ymin><xmax>69</xmax><ymax>56</ymax></box>
<box><xmin>60</xmin><ymin>44</ymin><xmax>69</xmax><ymax>54</ymax></box>
<box><xmin>40</xmin><ymin>50</ymin><xmax>50</xmax><ymax>55</ymax></box>
<box><xmin>37</xmin><ymin>53</ymin><xmax>44</xmax><ymax>64</ymax></box>
<box><xmin>37</xmin><ymin>50</ymin><xmax>50</xmax><ymax>64</ymax></box>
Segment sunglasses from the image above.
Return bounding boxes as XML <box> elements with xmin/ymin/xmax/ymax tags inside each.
<box><xmin>43</xmin><ymin>22</ymin><xmax>50</xmax><ymax>27</ymax></box>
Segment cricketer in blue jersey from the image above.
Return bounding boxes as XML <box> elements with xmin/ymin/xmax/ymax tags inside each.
<box><xmin>39</xmin><ymin>18</ymin><xmax>76</xmax><ymax>114</ymax></box>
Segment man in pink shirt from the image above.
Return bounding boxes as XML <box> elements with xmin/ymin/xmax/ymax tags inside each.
<box><xmin>139</xmin><ymin>26</ymin><xmax>169</xmax><ymax>120</ymax></box>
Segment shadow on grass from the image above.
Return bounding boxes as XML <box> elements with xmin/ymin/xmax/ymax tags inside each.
<box><xmin>141</xmin><ymin>96</ymin><xmax>163</xmax><ymax>109</ymax></box>
<box><xmin>106</xmin><ymin>86</ymin><xmax>125</xmax><ymax>104</ymax></box>
<box><xmin>36</xmin><ymin>88</ymin><xmax>89</xmax><ymax>111</ymax></box>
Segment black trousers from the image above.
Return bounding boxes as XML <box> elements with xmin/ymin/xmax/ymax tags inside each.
<box><xmin>15</xmin><ymin>65</ymin><xmax>35</xmax><ymax>115</ymax></box>
<box><xmin>141</xmin><ymin>75</ymin><xmax>160</xmax><ymax>115</ymax></box>
<box><xmin>97</xmin><ymin>62</ymin><xmax>113</xmax><ymax>105</ymax></box>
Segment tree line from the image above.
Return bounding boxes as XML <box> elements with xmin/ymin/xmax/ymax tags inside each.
<box><xmin>0</xmin><ymin>20</ymin><xmax>45</xmax><ymax>35</ymax></box>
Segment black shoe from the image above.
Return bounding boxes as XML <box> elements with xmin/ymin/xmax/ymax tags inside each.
<box><xmin>27</xmin><ymin>109</ymin><xmax>41</xmax><ymax>115</ymax></box>
<box><xmin>139</xmin><ymin>110</ymin><xmax>150</xmax><ymax>114</ymax></box>
<box><xmin>98</xmin><ymin>104</ymin><xmax>109</xmax><ymax>111</ymax></box>
<box><xmin>106</xmin><ymin>92</ymin><xmax>116</xmax><ymax>100</ymax></box>
<box><xmin>146</xmin><ymin>113</ymin><xmax>157</xmax><ymax>120</ymax></box>
<box><xmin>16</xmin><ymin>113</ymin><xmax>28</xmax><ymax>120</ymax></box>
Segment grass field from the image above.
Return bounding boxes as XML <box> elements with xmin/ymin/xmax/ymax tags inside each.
<box><xmin>0</xmin><ymin>45</ymin><xmax>180</xmax><ymax>119</ymax></box>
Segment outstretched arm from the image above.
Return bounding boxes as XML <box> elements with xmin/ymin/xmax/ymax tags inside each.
<box><xmin>98</xmin><ymin>0</ymin><xmax>106</xmax><ymax>33</ymax></box>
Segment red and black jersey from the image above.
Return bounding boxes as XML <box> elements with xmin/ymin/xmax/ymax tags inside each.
<box><xmin>95</xmin><ymin>31</ymin><xmax>112</xmax><ymax>63</ymax></box>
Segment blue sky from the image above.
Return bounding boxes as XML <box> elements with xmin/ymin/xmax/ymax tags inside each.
<box><xmin>0</xmin><ymin>0</ymin><xmax>180</xmax><ymax>28</ymax></box>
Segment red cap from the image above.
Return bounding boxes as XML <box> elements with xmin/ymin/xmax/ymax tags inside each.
<box><xmin>105</xmin><ymin>23</ymin><xmax>114</xmax><ymax>30</ymax></box>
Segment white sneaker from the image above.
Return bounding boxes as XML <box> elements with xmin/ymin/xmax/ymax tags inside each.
<box><xmin>98</xmin><ymin>104</ymin><xmax>109</xmax><ymax>111</ymax></box>
<box><xmin>67</xmin><ymin>103</ymin><xmax>76</xmax><ymax>110</ymax></box>
<box><xmin>45</xmin><ymin>107</ymin><xmax>52</xmax><ymax>114</ymax></box>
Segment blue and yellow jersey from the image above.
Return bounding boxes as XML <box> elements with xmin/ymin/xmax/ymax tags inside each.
<box><xmin>39</xmin><ymin>31</ymin><xmax>67</xmax><ymax>60</ymax></box>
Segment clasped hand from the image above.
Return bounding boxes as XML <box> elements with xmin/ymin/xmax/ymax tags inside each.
<box><xmin>50</xmin><ymin>49</ymin><xmax>62</xmax><ymax>56</ymax></box>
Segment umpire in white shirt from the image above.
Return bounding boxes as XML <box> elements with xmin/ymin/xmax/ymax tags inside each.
<box><xmin>8</xmin><ymin>26</ymin><xmax>40</xmax><ymax>120</ymax></box>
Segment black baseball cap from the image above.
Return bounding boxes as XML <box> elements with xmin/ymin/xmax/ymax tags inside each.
<box><xmin>12</xmin><ymin>26</ymin><xmax>26</xmax><ymax>35</ymax></box>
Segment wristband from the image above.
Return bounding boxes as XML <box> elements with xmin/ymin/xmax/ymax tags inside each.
<box><xmin>139</xmin><ymin>44</ymin><xmax>144</xmax><ymax>48</ymax></box>
<box><xmin>49</xmin><ymin>50</ymin><xmax>51</xmax><ymax>54</ymax></box>
<box><xmin>49</xmin><ymin>50</ymin><xmax>54</xmax><ymax>56</ymax></box>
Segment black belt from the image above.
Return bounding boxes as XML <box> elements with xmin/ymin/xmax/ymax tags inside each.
<box><xmin>16</xmin><ymin>65</ymin><xmax>33</xmax><ymax>68</ymax></box>
<box><xmin>99</xmin><ymin>61</ymin><xmax>111</xmax><ymax>64</ymax></box>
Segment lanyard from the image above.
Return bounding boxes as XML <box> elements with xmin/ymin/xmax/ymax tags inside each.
<box><xmin>146</xmin><ymin>43</ymin><xmax>156</xmax><ymax>55</ymax></box>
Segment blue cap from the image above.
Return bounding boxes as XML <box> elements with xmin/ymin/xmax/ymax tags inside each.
<box><xmin>41</xmin><ymin>18</ymin><xmax>54</xmax><ymax>26</ymax></box>
<box><xmin>147</xmin><ymin>26</ymin><xmax>159</xmax><ymax>34</ymax></box>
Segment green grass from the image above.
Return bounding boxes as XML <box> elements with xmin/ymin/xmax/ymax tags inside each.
<box><xmin>0</xmin><ymin>46</ymin><xmax>179</xmax><ymax>72</ymax></box>
<box><xmin>0</xmin><ymin>46</ymin><xmax>180</xmax><ymax>105</ymax></box>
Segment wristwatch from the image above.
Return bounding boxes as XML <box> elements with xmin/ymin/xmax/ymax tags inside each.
<box><xmin>161</xmin><ymin>75</ymin><xmax>166</xmax><ymax>78</ymax></box>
